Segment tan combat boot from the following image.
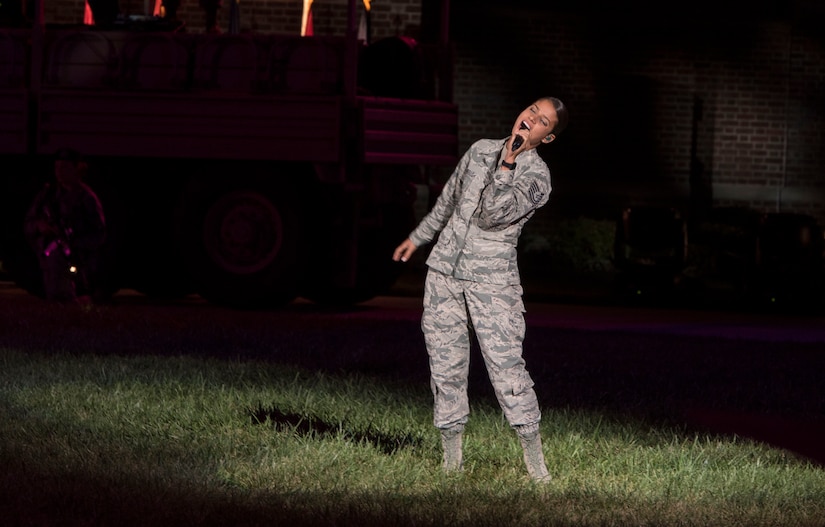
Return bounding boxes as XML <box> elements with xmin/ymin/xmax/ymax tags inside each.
<box><xmin>440</xmin><ymin>425</ymin><xmax>464</xmax><ymax>472</ymax></box>
<box><xmin>518</xmin><ymin>429</ymin><xmax>551</xmax><ymax>483</ymax></box>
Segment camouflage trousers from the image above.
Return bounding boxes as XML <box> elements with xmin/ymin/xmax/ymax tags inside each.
<box><xmin>422</xmin><ymin>269</ymin><xmax>541</xmax><ymax>431</ymax></box>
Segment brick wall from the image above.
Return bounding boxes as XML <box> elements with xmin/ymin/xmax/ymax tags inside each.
<box><xmin>449</xmin><ymin>5</ymin><xmax>825</xmax><ymax>230</ymax></box>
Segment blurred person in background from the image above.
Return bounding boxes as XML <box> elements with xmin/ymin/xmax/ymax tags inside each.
<box><xmin>24</xmin><ymin>148</ymin><xmax>106</xmax><ymax>304</ymax></box>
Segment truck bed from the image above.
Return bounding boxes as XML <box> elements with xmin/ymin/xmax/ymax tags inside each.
<box><xmin>0</xmin><ymin>28</ymin><xmax>457</xmax><ymax>165</ymax></box>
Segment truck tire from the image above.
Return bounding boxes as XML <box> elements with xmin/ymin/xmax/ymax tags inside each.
<box><xmin>176</xmin><ymin>181</ymin><xmax>304</xmax><ymax>309</ymax></box>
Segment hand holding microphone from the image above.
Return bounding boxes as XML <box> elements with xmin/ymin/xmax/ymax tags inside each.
<box><xmin>511</xmin><ymin>121</ymin><xmax>528</xmax><ymax>152</ymax></box>
<box><xmin>503</xmin><ymin>123</ymin><xmax>528</xmax><ymax>171</ymax></box>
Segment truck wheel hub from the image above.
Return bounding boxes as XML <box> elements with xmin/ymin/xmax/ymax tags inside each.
<box><xmin>203</xmin><ymin>191</ymin><xmax>283</xmax><ymax>274</ymax></box>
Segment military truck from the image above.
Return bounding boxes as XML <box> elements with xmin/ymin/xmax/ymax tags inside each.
<box><xmin>0</xmin><ymin>0</ymin><xmax>458</xmax><ymax>307</ymax></box>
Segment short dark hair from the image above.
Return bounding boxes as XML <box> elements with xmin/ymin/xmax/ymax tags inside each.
<box><xmin>55</xmin><ymin>148</ymin><xmax>83</xmax><ymax>163</ymax></box>
<box><xmin>542</xmin><ymin>96</ymin><xmax>569</xmax><ymax>136</ymax></box>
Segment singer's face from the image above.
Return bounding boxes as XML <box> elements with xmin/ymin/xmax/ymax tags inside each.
<box><xmin>512</xmin><ymin>99</ymin><xmax>558</xmax><ymax>148</ymax></box>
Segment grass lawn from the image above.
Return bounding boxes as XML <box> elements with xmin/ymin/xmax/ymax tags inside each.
<box><xmin>1</xmin><ymin>288</ymin><xmax>824</xmax><ymax>526</ymax></box>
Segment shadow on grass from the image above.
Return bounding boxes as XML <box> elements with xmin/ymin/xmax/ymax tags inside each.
<box><xmin>248</xmin><ymin>405</ymin><xmax>425</xmax><ymax>455</ymax></box>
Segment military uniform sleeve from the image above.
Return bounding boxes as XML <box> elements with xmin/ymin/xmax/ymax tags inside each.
<box><xmin>477</xmin><ymin>158</ymin><xmax>551</xmax><ymax>231</ymax></box>
<box><xmin>408</xmin><ymin>148</ymin><xmax>471</xmax><ymax>247</ymax></box>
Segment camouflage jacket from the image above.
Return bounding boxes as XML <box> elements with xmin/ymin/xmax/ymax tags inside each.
<box><xmin>409</xmin><ymin>137</ymin><xmax>552</xmax><ymax>285</ymax></box>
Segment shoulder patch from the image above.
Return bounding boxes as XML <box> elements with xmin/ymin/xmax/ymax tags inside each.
<box><xmin>528</xmin><ymin>181</ymin><xmax>545</xmax><ymax>204</ymax></box>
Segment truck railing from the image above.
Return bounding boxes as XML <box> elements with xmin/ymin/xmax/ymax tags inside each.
<box><xmin>38</xmin><ymin>29</ymin><xmax>349</xmax><ymax>95</ymax></box>
<box><xmin>28</xmin><ymin>27</ymin><xmax>450</xmax><ymax>99</ymax></box>
<box><xmin>361</xmin><ymin>97</ymin><xmax>457</xmax><ymax>166</ymax></box>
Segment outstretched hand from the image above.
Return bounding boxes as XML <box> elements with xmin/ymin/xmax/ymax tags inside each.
<box><xmin>392</xmin><ymin>238</ymin><xmax>417</xmax><ymax>262</ymax></box>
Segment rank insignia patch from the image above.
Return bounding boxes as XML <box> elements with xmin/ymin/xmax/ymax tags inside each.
<box><xmin>528</xmin><ymin>181</ymin><xmax>544</xmax><ymax>204</ymax></box>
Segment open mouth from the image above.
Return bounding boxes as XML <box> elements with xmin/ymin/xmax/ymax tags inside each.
<box><xmin>519</xmin><ymin>121</ymin><xmax>530</xmax><ymax>131</ymax></box>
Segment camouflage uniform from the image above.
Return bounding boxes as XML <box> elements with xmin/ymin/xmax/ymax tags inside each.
<box><xmin>24</xmin><ymin>182</ymin><xmax>106</xmax><ymax>302</ymax></box>
<box><xmin>408</xmin><ymin>137</ymin><xmax>551</xmax><ymax>433</ymax></box>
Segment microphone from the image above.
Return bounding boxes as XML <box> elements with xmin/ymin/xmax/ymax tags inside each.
<box><xmin>512</xmin><ymin>122</ymin><xmax>528</xmax><ymax>151</ymax></box>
